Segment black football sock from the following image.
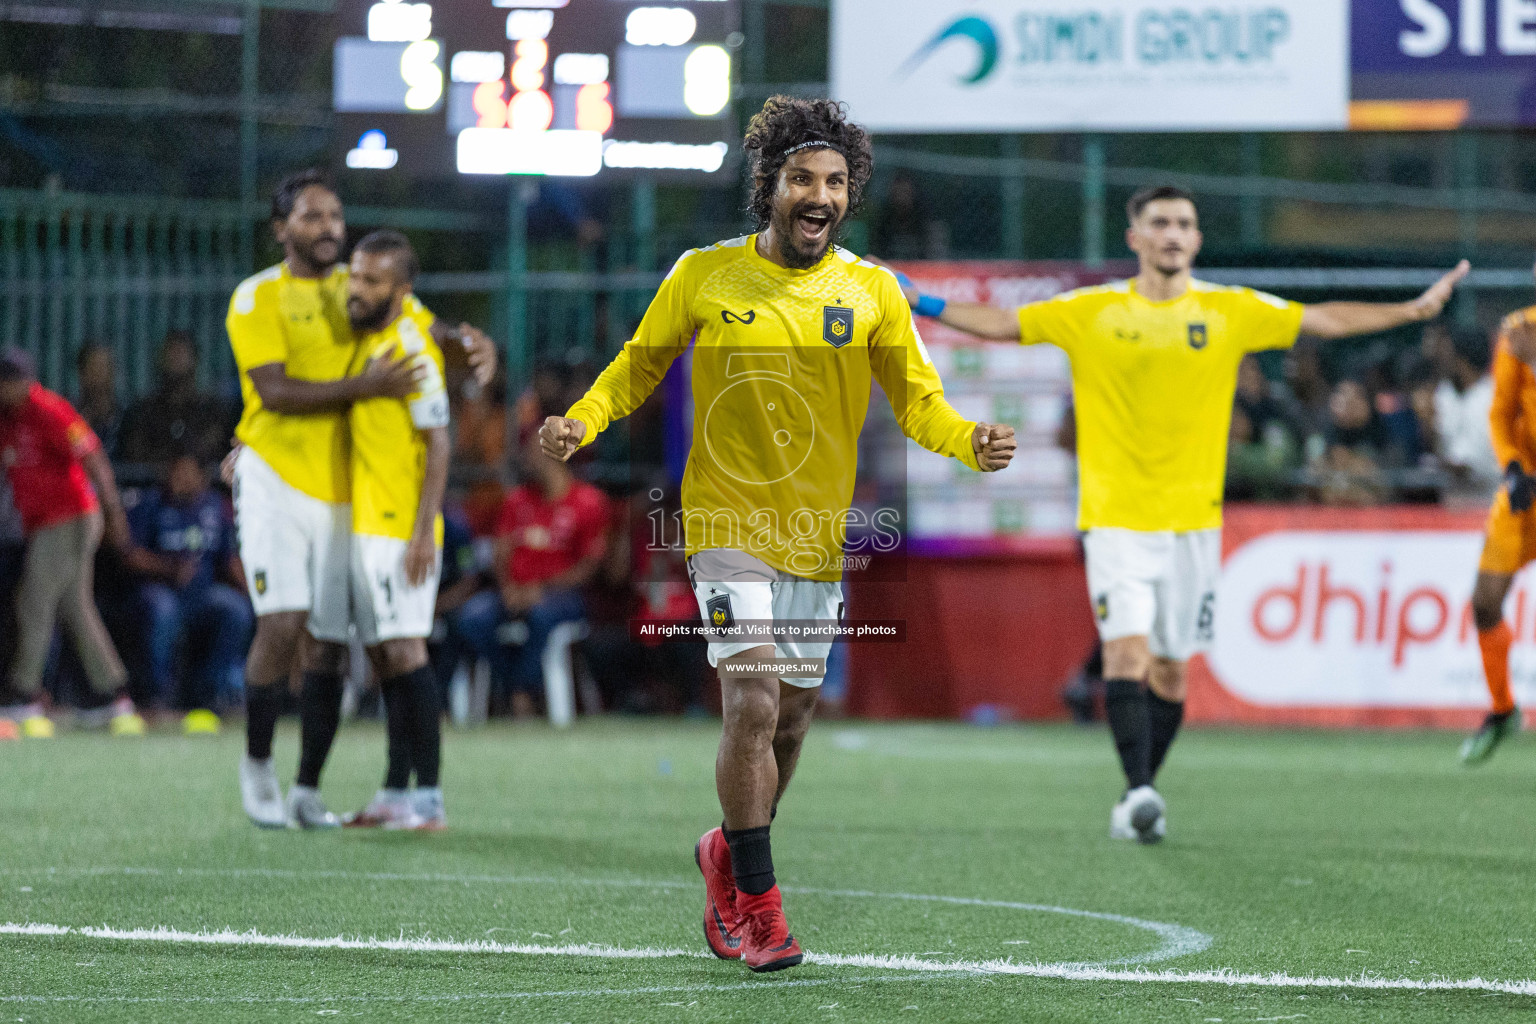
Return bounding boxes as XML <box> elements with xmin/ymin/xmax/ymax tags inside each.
<box><xmin>401</xmin><ymin>664</ymin><xmax>441</xmax><ymax>789</ymax></box>
<box><xmin>1104</xmin><ymin>677</ymin><xmax>1152</xmax><ymax>790</ymax></box>
<box><xmin>1147</xmin><ymin>691</ymin><xmax>1185</xmax><ymax>781</ymax></box>
<box><xmin>723</xmin><ymin>825</ymin><xmax>775</xmax><ymax>895</ymax></box>
<box><xmin>295</xmin><ymin>671</ymin><xmax>343</xmax><ymax>788</ymax></box>
<box><xmin>381</xmin><ymin>674</ymin><xmax>412</xmax><ymax>791</ymax></box>
<box><xmin>245</xmin><ymin>680</ymin><xmax>286</xmax><ymax>760</ymax></box>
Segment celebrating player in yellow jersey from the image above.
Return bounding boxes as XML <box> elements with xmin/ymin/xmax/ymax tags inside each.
<box><xmin>338</xmin><ymin>231</ymin><xmax>450</xmax><ymax>831</ymax></box>
<box><xmin>904</xmin><ymin>184</ymin><xmax>1468</xmax><ymax>845</ymax></box>
<box><xmin>541</xmin><ymin>97</ymin><xmax>1016</xmax><ymax>973</ymax></box>
<box><xmin>228</xmin><ymin>169</ymin><xmax>494</xmax><ymax>830</ymax></box>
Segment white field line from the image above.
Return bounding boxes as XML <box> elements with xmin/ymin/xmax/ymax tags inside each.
<box><xmin>0</xmin><ymin>973</ymin><xmax>962</xmax><ymax>1006</ymax></box>
<box><xmin>785</xmin><ymin>886</ymin><xmax>1211</xmax><ymax>965</ymax></box>
<box><xmin>0</xmin><ymin>865</ymin><xmax>1210</xmax><ymax>967</ymax></box>
<box><xmin>5</xmin><ymin>922</ymin><xmax>1536</xmax><ymax>997</ymax></box>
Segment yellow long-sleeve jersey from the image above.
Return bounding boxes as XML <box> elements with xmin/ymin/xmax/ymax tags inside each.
<box><xmin>565</xmin><ymin>234</ymin><xmax>981</xmax><ymax>582</ymax></box>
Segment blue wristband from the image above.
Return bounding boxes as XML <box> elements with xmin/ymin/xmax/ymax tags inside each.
<box><xmin>893</xmin><ymin>270</ymin><xmax>915</xmax><ymax>291</ymax></box>
<box><xmin>914</xmin><ymin>294</ymin><xmax>947</xmax><ymax>318</ymax></box>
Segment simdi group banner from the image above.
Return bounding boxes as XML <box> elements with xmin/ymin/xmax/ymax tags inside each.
<box><xmin>1189</xmin><ymin>505</ymin><xmax>1531</xmax><ymax>728</ymax></box>
<box><xmin>830</xmin><ymin>0</ymin><xmax>1350</xmax><ymax>132</ymax></box>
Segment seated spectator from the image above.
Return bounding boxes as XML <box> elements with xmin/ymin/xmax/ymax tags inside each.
<box><xmin>1227</xmin><ymin>403</ymin><xmax>1299</xmax><ymax>501</ymax></box>
<box><xmin>1235</xmin><ymin>356</ymin><xmax>1300</xmax><ymax>450</ymax></box>
<box><xmin>118</xmin><ymin>331</ymin><xmax>227</xmax><ymax>466</ymax></box>
<box><xmin>1425</xmin><ymin>323</ymin><xmax>1498</xmax><ymax>488</ymax></box>
<box><xmin>583</xmin><ymin>487</ymin><xmax>707</xmax><ymax>715</ymax></box>
<box><xmin>74</xmin><ymin>342</ymin><xmax>123</xmax><ymax>457</ymax></box>
<box><xmin>1277</xmin><ymin>338</ymin><xmax>1331</xmax><ymax>462</ymax></box>
<box><xmin>122</xmin><ymin>453</ymin><xmax>251</xmax><ymax>712</ymax></box>
<box><xmin>427</xmin><ymin>505</ymin><xmax>491</xmax><ymax>697</ymax></box>
<box><xmin>1312</xmin><ymin>378</ymin><xmax>1389</xmax><ymax>506</ymax></box>
<box><xmin>452</xmin><ymin>367</ymin><xmax>509</xmax><ymax>537</ymax></box>
<box><xmin>457</xmin><ymin>431</ymin><xmax>609</xmax><ymax>718</ymax></box>
<box><xmin>1363</xmin><ymin>358</ymin><xmax>1425</xmax><ymax>469</ymax></box>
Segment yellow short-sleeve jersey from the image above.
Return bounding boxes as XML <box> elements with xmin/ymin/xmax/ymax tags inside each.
<box><xmin>226</xmin><ymin>263</ymin><xmax>356</xmax><ymax>503</ymax></box>
<box><xmin>349</xmin><ymin>304</ymin><xmax>447</xmax><ymax>542</ymax></box>
<box><xmin>1018</xmin><ymin>279</ymin><xmax>1304</xmax><ymax>532</ymax></box>
<box><xmin>565</xmin><ymin>234</ymin><xmax>980</xmax><ymax>582</ymax></box>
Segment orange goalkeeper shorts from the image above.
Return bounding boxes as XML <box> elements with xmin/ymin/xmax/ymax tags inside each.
<box><xmin>1479</xmin><ymin>488</ymin><xmax>1536</xmax><ymax>575</ymax></box>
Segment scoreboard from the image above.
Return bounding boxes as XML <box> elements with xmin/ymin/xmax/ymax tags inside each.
<box><xmin>333</xmin><ymin>0</ymin><xmax>741</xmax><ymax>179</ymax></box>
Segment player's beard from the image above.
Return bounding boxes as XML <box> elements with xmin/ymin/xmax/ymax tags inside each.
<box><xmin>296</xmin><ymin>234</ymin><xmax>344</xmax><ymax>273</ymax></box>
<box><xmin>773</xmin><ymin>201</ymin><xmax>843</xmax><ymax>270</ymax></box>
<box><xmin>347</xmin><ymin>296</ymin><xmax>392</xmax><ymax>334</ymax></box>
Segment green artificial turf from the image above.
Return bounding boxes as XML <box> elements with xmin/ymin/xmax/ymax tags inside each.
<box><xmin>3</xmin><ymin>718</ymin><xmax>1536</xmax><ymax>1022</ymax></box>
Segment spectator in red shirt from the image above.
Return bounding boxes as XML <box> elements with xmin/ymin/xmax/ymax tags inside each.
<box><xmin>456</xmin><ymin>431</ymin><xmax>609</xmax><ymax>718</ymax></box>
<box><xmin>0</xmin><ymin>349</ymin><xmax>140</xmax><ymax>734</ymax></box>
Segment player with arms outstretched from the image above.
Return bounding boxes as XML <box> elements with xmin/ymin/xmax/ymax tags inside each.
<box><xmin>902</xmin><ymin>185</ymin><xmax>1467</xmax><ymax>842</ymax></box>
<box><xmin>1462</xmin><ymin>274</ymin><xmax>1536</xmax><ymax>764</ymax></box>
<box><xmin>540</xmin><ymin>97</ymin><xmax>1016</xmax><ymax>971</ymax></box>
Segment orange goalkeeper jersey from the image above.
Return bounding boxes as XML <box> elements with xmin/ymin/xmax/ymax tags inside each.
<box><xmin>1489</xmin><ymin>306</ymin><xmax>1536</xmax><ymax>474</ymax></box>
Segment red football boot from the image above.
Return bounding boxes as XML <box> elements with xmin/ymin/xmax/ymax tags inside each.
<box><xmin>736</xmin><ymin>885</ymin><xmax>803</xmax><ymax>973</ymax></box>
<box><xmin>694</xmin><ymin>827</ymin><xmax>742</xmax><ymax>959</ymax></box>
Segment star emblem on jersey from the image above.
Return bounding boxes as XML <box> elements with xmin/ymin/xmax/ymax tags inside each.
<box><xmin>823</xmin><ymin>305</ymin><xmax>854</xmax><ymax>348</ymax></box>
<box><xmin>1187</xmin><ymin>322</ymin><xmax>1208</xmax><ymax>350</ymax></box>
<box><xmin>722</xmin><ymin>309</ymin><xmax>756</xmax><ymax>325</ymax></box>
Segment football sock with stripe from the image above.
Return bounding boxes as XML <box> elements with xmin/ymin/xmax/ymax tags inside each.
<box><xmin>245</xmin><ymin>680</ymin><xmax>285</xmax><ymax>760</ymax></box>
<box><xmin>295</xmin><ymin>671</ymin><xmax>343</xmax><ymax>788</ymax></box>
<box><xmin>381</xmin><ymin>673</ymin><xmax>412</xmax><ymax>791</ymax></box>
<box><xmin>1147</xmin><ymin>690</ymin><xmax>1185</xmax><ymax>781</ymax></box>
<box><xmin>1478</xmin><ymin>622</ymin><xmax>1516</xmax><ymax>716</ymax></box>
<box><xmin>724</xmin><ymin>825</ymin><xmax>775</xmax><ymax>896</ymax></box>
<box><xmin>1104</xmin><ymin>677</ymin><xmax>1152</xmax><ymax>790</ymax></box>
<box><xmin>402</xmin><ymin>664</ymin><xmax>441</xmax><ymax>789</ymax></box>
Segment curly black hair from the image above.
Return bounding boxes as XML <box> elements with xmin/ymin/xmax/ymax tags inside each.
<box><xmin>743</xmin><ymin>96</ymin><xmax>873</xmax><ymax>230</ymax></box>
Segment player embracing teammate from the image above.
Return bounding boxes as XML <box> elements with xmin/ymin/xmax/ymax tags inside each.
<box><xmin>541</xmin><ymin>97</ymin><xmax>1016</xmax><ymax>971</ymax></box>
<box><xmin>227</xmin><ymin>170</ymin><xmax>493</xmax><ymax>829</ymax></box>
<box><xmin>904</xmin><ymin>185</ymin><xmax>1467</xmax><ymax>843</ymax></box>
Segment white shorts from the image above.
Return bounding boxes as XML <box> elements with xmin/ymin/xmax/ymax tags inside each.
<box><xmin>688</xmin><ymin>548</ymin><xmax>843</xmax><ymax>687</ymax></box>
<box><xmin>1083</xmin><ymin>528</ymin><xmax>1221</xmax><ymax>662</ymax></box>
<box><xmin>351</xmin><ymin>533</ymin><xmax>441</xmax><ymax>646</ymax></box>
<box><xmin>232</xmin><ymin>446</ymin><xmax>351</xmax><ymax>643</ymax></box>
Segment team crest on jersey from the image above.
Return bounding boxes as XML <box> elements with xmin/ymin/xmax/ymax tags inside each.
<box><xmin>254</xmin><ymin>571</ymin><xmax>267</xmax><ymax>596</ymax></box>
<box><xmin>823</xmin><ymin>306</ymin><xmax>854</xmax><ymax>348</ymax></box>
<box><xmin>1095</xmin><ymin>593</ymin><xmax>1109</xmax><ymax>622</ymax></box>
<box><xmin>706</xmin><ymin>593</ymin><xmax>735</xmax><ymax>630</ymax></box>
<box><xmin>1187</xmin><ymin>322</ymin><xmax>1208</xmax><ymax>350</ymax></box>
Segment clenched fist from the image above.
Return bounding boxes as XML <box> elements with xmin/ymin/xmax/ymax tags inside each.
<box><xmin>971</xmin><ymin>422</ymin><xmax>1017</xmax><ymax>473</ymax></box>
<box><xmin>539</xmin><ymin>415</ymin><xmax>588</xmax><ymax>462</ymax></box>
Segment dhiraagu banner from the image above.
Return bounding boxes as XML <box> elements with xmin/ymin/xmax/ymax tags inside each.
<box><xmin>830</xmin><ymin>0</ymin><xmax>1349</xmax><ymax>132</ymax></box>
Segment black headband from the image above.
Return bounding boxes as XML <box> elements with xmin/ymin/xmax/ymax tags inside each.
<box><xmin>783</xmin><ymin>140</ymin><xmax>841</xmax><ymax>157</ymax></box>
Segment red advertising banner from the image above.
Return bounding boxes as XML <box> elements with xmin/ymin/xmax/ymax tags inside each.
<box><xmin>1189</xmin><ymin>503</ymin><xmax>1509</xmax><ymax>729</ymax></box>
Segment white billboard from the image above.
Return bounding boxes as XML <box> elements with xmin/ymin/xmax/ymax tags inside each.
<box><xmin>830</xmin><ymin>0</ymin><xmax>1349</xmax><ymax>132</ymax></box>
<box><xmin>1209</xmin><ymin>530</ymin><xmax>1536</xmax><ymax>709</ymax></box>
